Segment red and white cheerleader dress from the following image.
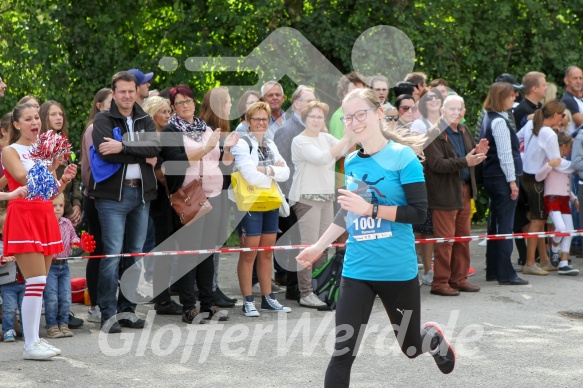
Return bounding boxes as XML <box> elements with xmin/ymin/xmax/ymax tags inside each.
<box><xmin>2</xmin><ymin>143</ymin><xmax>64</xmax><ymax>256</ymax></box>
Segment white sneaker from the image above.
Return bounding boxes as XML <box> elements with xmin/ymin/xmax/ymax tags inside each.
<box><xmin>242</xmin><ymin>300</ymin><xmax>260</xmax><ymax>317</ymax></box>
<box><xmin>87</xmin><ymin>308</ymin><xmax>102</xmax><ymax>323</ymax></box>
<box><xmin>251</xmin><ymin>283</ymin><xmax>262</xmax><ymax>295</ymax></box>
<box><xmin>299</xmin><ymin>293</ymin><xmax>327</xmax><ymax>308</ymax></box>
<box><xmin>272</xmin><ymin>280</ymin><xmax>285</xmax><ymax>293</ymax></box>
<box><xmin>421</xmin><ymin>270</ymin><xmax>434</xmax><ymax>286</ymax></box>
<box><xmin>39</xmin><ymin>338</ymin><xmax>61</xmax><ymax>355</ymax></box>
<box><xmin>478</xmin><ymin>239</ymin><xmax>487</xmax><ymax>247</ymax></box>
<box><xmin>23</xmin><ymin>340</ymin><xmax>57</xmax><ymax>360</ymax></box>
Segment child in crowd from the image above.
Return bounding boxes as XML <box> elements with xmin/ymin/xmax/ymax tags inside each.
<box><xmin>0</xmin><ymin>210</ymin><xmax>26</xmax><ymax>342</ymax></box>
<box><xmin>44</xmin><ymin>193</ymin><xmax>80</xmax><ymax>338</ymax></box>
<box><xmin>536</xmin><ymin>132</ymin><xmax>580</xmax><ymax>275</ymax></box>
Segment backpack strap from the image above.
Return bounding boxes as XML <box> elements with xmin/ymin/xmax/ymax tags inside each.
<box><xmin>241</xmin><ymin>135</ymin><xmax>253</xmax><ymax>154</ymax></box>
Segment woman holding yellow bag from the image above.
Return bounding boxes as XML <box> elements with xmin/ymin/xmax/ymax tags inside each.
<box><xmin>230</xmin><ymin>101</ymin><xmax>291</xmax><ymax>317</ymax></box>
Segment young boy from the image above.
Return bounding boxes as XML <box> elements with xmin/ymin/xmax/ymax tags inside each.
<box><xmin>44</xmin><ymin>193</ymin><xmax>80</xmax><ymax>338</ymax></box>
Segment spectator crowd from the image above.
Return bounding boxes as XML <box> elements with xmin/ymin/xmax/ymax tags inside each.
<box><xmin>1</xmin><ymin>65</ymin><xmax>582</xmax><ymax>361</ymax></box>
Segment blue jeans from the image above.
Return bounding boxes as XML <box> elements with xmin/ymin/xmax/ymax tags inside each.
<box><xmin>237</xmin><ymin>209</ymin><xmax>280</xmax><ymax>237</ymax></box>
<box><xmin>484</xmin><ymin>176</ymin><xmax>519</xmax><ymax>282</ymax></box>
<box><xmin>44</xmin><ymin>262</ymin><xmax>71</xmax><ymax>327</ymax></box>
<box><xmin>1</xmin><ymin>282</ymin><xmax>25</xmax><ymax>334</ymax></box>
<box><xmin>95</xmin><ymin>186</ymin><xmax>150</xmax><ymax>322</ymax></box>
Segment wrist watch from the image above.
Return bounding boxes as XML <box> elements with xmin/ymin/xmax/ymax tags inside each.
<box><xmin>371</xmin><ymin>204</ymin><xmax>379</xmax><ymax>219</ymax></box>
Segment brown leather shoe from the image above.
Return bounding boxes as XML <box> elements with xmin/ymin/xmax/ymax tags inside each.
<box><xmin>450</xmin><ymin>282</ymin><xmax>481</xmax><ymax>292</ymax></box>
<box><xmin>430</xmin><ymin>286</ymin><xmax>460</xmax><ymax>296</ymax></box>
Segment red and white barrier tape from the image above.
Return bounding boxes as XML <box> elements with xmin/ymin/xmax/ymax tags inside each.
<box><xmin>63</xmin><ymin>229</ymin><xmax>583</xmax><ymax>260</ymax></box>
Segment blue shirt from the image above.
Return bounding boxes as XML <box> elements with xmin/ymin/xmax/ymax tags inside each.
<box><xmin>342</xmin><ymin>141</ymin><xmax>425</xmax><ymax>281</ymax></box>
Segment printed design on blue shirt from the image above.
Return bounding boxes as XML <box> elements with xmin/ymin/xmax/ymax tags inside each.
<box><xmin>347</xmin><ymin>173</ymin><xmax>387</xmax><ymax>203</ymax></box>
<box><xmin>346</xmin><ymin>172</ymin><xmax>392</xmax><ymax>241</ymax></box>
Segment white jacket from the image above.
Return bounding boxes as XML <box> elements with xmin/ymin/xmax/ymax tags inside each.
<box><xmin>228</xmin><ymin>134</ymin><xmax>290</xmax><ymax>202</ymax></box>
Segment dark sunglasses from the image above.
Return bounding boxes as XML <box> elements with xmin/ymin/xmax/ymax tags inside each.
<box><xmin>385</xmin><ymin>116</ymin><xmax>399</xmax><ymax>122</ymax></box>
<box><xmin>426</xmin><ymin>94</ymin><xmax>440</xmax><ymax>101</ymax></box>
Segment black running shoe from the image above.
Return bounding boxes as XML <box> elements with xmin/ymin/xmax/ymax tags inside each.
<box><xmin>118</xmin><ymin>312</ymin><xmax>146</xmax><ymax>329</ymax></box>
<box><xmin>424</xmin><ymin>322</ymin><xmax>455</xmax><ymax>374</ymax></box>
<box><xmin>155</xmin><ymin>300</ymin><xmax>183</xmax><ymax>315</ymax></box>
<box><xmin>68</xmin><ymin>311</ymin><xmax>84</xmax><ymax>329</ymax></box>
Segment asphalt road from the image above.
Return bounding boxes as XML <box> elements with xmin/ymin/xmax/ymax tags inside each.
<box><xmin>1</xmin><ymin>238</ymin><xmax>583</xmax><ymax>387</ymax></box>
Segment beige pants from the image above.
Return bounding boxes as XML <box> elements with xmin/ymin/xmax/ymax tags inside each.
<box><xmin>293</xmin><ymin>199</ymin><xmax>334</xmax><ymax>297</ymax></box>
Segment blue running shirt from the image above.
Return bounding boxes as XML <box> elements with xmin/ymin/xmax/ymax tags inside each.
<box><xmin>342</xmin><ymin>141</ymin><xmax>424</xmax><ymax>281</ymax></box>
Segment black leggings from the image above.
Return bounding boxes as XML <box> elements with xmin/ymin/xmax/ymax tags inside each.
<box><xmin>325</xmin><ymin>276</ymin><xmax>431</xmax><ymax>388</ymax></box>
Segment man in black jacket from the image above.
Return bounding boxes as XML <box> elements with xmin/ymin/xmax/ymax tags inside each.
<box><xmin>89</xmin><ymin>71</ymin><xmax>161</xmax><ymax>333</ymax></box>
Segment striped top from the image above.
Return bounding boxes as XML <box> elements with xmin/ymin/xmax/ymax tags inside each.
<box><xmin>491</xmin><ymin>111</ymin><xmax>516</xmax><ymax>182</ymax></box>
<box><xmin>55</xmin><ymin>217</ymin><xmax>79</xmax><ymax>259</ymax></box>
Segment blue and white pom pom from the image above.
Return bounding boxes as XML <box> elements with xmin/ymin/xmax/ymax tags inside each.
<box><xmin>26</xmin><ymin>161</ymin><xmax>59</xmax><ymax>200</ymax></box>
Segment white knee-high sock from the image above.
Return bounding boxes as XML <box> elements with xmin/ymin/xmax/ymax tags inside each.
<box><xmin>560</xmin><ymin>214</ymin><xmax>574</xmax><ymax>253</ymax></box>
<box><xmin>22</xmin><ymin>275</ymin><xmax>46</xmax><ymax>349</ymax></box>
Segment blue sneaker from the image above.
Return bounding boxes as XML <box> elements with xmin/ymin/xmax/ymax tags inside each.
<box><xmin>3</xmin><ymin>329</ymin><xmax>16</xmax><ymax>342</ymax></box>
<box><xmin>558</xmin><ymin>265</ymin><xmax>580</xmax><ymax>276</ymax></box>
<box><xmin>261</xmin><ymin>294</ymin><xmax>291</xmax><ymax>313</ymax></box>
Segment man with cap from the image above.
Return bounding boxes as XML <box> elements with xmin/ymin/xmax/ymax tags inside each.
<box><xmin>128</xmin><ymin>68</ymin><xmax>153</xmax><ymax>106</ymax></box>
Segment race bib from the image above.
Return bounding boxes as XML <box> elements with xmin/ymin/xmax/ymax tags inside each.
<box><xmin>347</xmin><ymin>213</ymin><xmax>393</xmax><ymax>241</ymax></box>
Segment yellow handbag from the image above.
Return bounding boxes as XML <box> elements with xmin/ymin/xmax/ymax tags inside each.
<box><xmin>231</xmin><ymin>171</ymin><xmax>282</xmax><ymax>212</ymax></box>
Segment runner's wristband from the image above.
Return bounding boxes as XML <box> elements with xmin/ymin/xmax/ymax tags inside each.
<box><xmin>371</xmin><ymin>204</ymin><xmax>379</xmax><ymax>219</ymax></box>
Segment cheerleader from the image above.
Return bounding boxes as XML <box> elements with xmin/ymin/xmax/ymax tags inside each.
<box><xmin>2</xmin><ymin>103</ymin><xmax>77</xmax><ymax>360</ymax></box>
